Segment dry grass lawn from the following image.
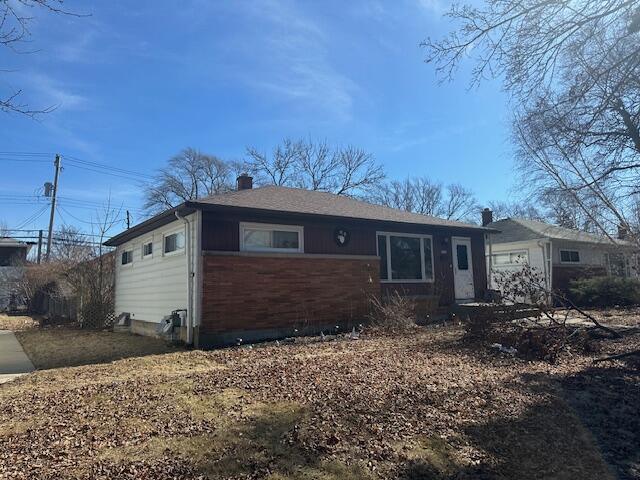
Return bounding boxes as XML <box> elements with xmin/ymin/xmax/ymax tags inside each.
<box><xmin>1</xmin><ymin>325</ymin><xmax>638</xmax><ymax>480</ymax></box>
<box><xmin>14</xmin><ymin>327</ymin><xmax>183</xmax><ymax>369</ymax></box>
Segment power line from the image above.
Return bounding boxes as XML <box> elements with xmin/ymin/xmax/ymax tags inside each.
<box><xmin>63</xmin><ymin>162</ymin><xmax>150</xmax><ymax>182</ymax></box>
<box><xmin>57</xmin><ymin>204</ymin><xmax>124</xmax><ymax>226</ymax></box>
<box><xmin>14</xmin><ymin>205</ymin><xmax>50</xmax><ymax>230</ymax></box>
<box><xmin>0</xmin><ymin>152</ymin><xmax>53</xmax><ymax>156</ymax></box>
<box><xmin>0</xmin><ymin>194</ymin><xmax>146</xmax><ymax>215</ymax></box>
<box><xmin>65</xmin><ymin>155</ymin><xmax>155</xmax><ymax>180</ymax></box>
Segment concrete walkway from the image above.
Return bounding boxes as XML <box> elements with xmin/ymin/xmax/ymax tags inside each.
<box><xmin>0</xmin><ymin>330</ymin><xmax>34</xmax><ymax>384</ymax></box>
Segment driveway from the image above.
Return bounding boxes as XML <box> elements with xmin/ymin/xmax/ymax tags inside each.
<box><xmin>0</xmin><ymin>330</ymin><xmax>34</xmax><ymax>384</ymax></box>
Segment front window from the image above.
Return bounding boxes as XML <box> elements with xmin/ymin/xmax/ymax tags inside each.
<box><xmin>560</xmin><ymin>250</ymin><xmax>580</xmax><ymax>263</ymax></box>
<box><xmin>240</xmin><ymin>223</ymin><xmax>303</xmax><ymax>252</ymax></box>
<box><xmin>377</xmin><ymin>233</ymin><xmax>434</xmax><ymax>282</ymax></box>
<box><xmin>142</xmin><ymin>241</ymin><xmax>153</xmax><ymax>258</ymax></box>
<box><xmin>164</xmin><ymin>231</ymin><xmax>185</xmax><ymax>254</ymax></box>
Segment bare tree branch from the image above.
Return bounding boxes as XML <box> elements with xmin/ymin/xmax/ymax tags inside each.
<box><xmin>144</xmin><ymin>148</ymin><xmax>234</xmax><ymax>214</ymax></box>
<box><xmin>245</xmin><ymin>138</ymin><xmax>385</xmax><ymax>197</ymax></box>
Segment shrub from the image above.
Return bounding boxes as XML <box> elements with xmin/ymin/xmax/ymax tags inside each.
<box><xmin>569</xmin><ymin>276</ymin><xmax>640</xmax><ymax>307</ymax></box>
<box><xmin>368</xmin><ymin>292</ymin><xmax>417</xmax><ymax>331</ymax></box>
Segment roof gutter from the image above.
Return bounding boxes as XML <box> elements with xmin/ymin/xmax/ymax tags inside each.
<box><xmin>104</xmin><ymin>204</ymin><xmax>196</xmax><ymax>247</ymax></box>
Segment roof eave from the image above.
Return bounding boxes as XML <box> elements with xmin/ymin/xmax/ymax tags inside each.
<box><xmin>188</xmin><ymin>200</ymin><xmax>497</xmax><ymax>232</ymax></box>
<box><xmin>103</xmin><ymin>204</ymin><xmax>196</xmax><ymax>247</ymax></box>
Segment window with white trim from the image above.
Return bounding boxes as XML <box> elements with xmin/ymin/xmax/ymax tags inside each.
<box><xmin>142</xmin><ymin>241</ymin><xmax>153</xmax><ymax>258</ymax></box>
<box><xmin>240</xmin><ymin>223</ymin><xmax>303</xmax><ymax>252</ymax></box>
<box><xmin>121</xmin><ymin>250</ymin><xmax>133</xmax><ymax>265</ymax></box>
<box><xmin>493</xmin><ymin>250</ymin><xmax>529</xmax><ymax>266</ymax></box>
<box><xmin>560</xmin><ymin>249</ymin><xmax>580</xmax><ymax>263</ymax></box>
<box><xmin>376</xmin><ymin>233</ymin><xmax>434</xmax><ymax>282</ymax></box>
<box><xmin>164</xmin><ymin>231</ymin><xmax>185</xmax><ymax>254</ymax></box>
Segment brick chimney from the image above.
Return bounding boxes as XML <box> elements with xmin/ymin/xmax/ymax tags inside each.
<box><xmin>481</xmin><ymin>208</ymin><xmax>493</xmax><ymax>227</ymax></box>
<box><xmin>236</xmin><ymin>173</ymin><xmax>253</xmax><ymax>191</ymax></box>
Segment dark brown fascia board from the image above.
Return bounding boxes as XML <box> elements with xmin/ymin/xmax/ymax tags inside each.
<box><xmin>105</xmin><ymin>201</ymin><xmax>499</xmax><ymax>247</ymax></box>
<box><xmin>103</xmin><ymin>204</ymin><xmax>196</xmax><ymax>246</ymax></box>
<box><xmin>187</xmin><ymin>201</ymin><xmax>500</xmax><ymax>234</ymax></box>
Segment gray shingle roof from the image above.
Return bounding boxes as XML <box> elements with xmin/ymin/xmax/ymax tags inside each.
<box><xmin>0</xmin><ymin>237</ymin><xmax>30</xmax><ymax>248</ymax></box>
<box><xmin>487</xmin><ymin>218</ymin><xmax>633</xmax><ymax>246</ymax></box>
<box><xmin>192</xmin><ymin>185</ymin><xmax>488</xmax><ymax>230</ymax></box>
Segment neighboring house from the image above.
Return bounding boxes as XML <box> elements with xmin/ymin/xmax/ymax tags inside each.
<box><xmin>482</xmin><ymin>209</ymin><xmax>638</xmax><ymax>295</ymax></box>
<box><xmin>0</xmin><ymin>237</ymin><xmax>31</xmax><ymax>311</ymax></box>
<box><xmin>105</xmin><ymin>175</ymin><xmax>494</xmax><ymax>347</ymax></box>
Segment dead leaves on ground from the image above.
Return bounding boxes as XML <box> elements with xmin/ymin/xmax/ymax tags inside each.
<box><xmin>1</xmin><ymin>328</ymin><xmax>636</xmax><ymax>479</ymax></box>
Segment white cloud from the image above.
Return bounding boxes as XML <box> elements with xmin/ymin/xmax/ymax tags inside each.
<box><xmin>212</xmin><ymin>0</ymin><xmax>359</xmax><ymax>122</ymax></box>
<box><xmin>417</xmin><ymin>0</ymin><xmax>448</xmax><ymax>16</ymax></box>
<box><xmin>26</xmin><ymin>73</ymin><xmax>88</xmax><ymax>111</ymax></box>
<box><xmin>54</xmin><ymin>30</ymin><xmax>97</xmax><ymax>63</ymax></box>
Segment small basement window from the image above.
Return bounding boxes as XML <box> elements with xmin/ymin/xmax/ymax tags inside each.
<box><xmin>142</xmin><ymin>241</ymin><xmax>153</xmax><ymax>258</ymax></box>
<box><xmin>240</xmin><ymin>223</ymin><xmax>303</xmax><ymax>252</ymax></box>
<box><xmin>560</xmin><ymin>249</ymin><xmax>580</xmax><ymax>263</ymax></box>
<box><xmin>164</xmin><ymin>231</ymin><xmax>185</xmax><ymax>254</ymax></box>
<box><xmin>121</xmin><ymin>250</ymin><xmax>133</xmax><ymax>265</ymax></box>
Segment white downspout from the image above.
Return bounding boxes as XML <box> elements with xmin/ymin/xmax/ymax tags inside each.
<box><xmin>175</xmin><ymin>210</ymin><xmax>193</xmax><ymax>345</ymax></box>
<box><xmin>486</xmin><ymin>233</ymin><xmax>493</xmax><ymax>290</ymax></box>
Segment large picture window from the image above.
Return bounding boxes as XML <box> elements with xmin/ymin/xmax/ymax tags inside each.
<box><xmin>376</xmin><ymin>232</ymin><xmax>434</xmax><ymax>282</ymax></box>
<box><xmin>492</xmin><ymin>250</ymin><xmax>528</xmax><ymax>266</ymax></box>
<box><xmin>240</xmin><ymin>223</ymin><xmax>303</xmax><ymax>253</ymax></box>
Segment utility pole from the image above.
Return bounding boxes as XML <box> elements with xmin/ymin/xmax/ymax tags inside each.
<box><xmin>126</xmin><ymin>210</ymin><xmax>131</xmax><ymax>229</ymax></box>
<box><xmin>45</xmin><ymin>154</ymin><xmax>61</xmax><ymax>262</ymax></box>
<box><xmin>37</xmin><ymin>230</ymin><xmax>43</xmax><ymax>264</ymax></box>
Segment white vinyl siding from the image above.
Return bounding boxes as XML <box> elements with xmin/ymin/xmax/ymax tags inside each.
<box><xmin>114</xmin><ymin>215</ymin><xmax>197</xmax><ymax>324</ymax></box>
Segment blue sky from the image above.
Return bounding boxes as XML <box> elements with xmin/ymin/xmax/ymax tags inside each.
<box><xmin>0</xmin><ymin>0</ymin><xmax>513</xmax><ymax>237</ymax></box>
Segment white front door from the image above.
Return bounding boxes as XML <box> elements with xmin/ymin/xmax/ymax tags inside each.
<box><xmin>452</xmin><ymin>236</ymin><xmax>475</xmax><ymax>301</ymax></box>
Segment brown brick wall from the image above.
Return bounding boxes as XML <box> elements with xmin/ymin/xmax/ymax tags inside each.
<box><xmin>201</xmin><ymin>254</ymin><xmax>379</xmax><ymax>335</ymax></box>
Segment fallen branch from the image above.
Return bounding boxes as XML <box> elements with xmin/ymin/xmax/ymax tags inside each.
<box><xmin>593</xmin><ymin>349</ymin><xmax>640</xmax><ymax>363</ymax></box>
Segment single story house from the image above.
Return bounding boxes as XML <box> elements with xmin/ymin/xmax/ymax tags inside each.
<box><xmin>0</xmin><ymin>237</ymin><xmax>31</xmax><ymax>311</ymax></box>
<box><xmin>105</xmin><ymin>175</ymin><xmax>494</xmax><ymax>347</ymax></box>
<box><xmin>482</xmin><ymin>209</ymin><xmax>639</xmax><ymax>294</ymax></box>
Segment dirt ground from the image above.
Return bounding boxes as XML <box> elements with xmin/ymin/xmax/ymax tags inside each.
<box><xmin>1</xmin><ymin>326</ymin><xmax>638</xmax><ymax>480</ymax></box>
<box><xmin>588</xmin><ymin>307</ymin><xmax>640</xmax><ymax>327</ymax></box>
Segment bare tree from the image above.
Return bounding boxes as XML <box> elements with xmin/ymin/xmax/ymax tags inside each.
<box><xmin>370</xmin><ymin>177</ymin><xmax>479</xmax><ymax>222</ymax></box>
<box><xmin>245</xmin><ymin>138</ymin><xmax>385</xmax><ymax>197</ymax></box>
<box><xmin>371</xmin><ymin>179</ymin><xmax>419</xmax><ymax>213</ymax></box>
<box><xmin>18</xmin><ymin>198</ymin><xmax>119</xmax><ymax>327</ymax></box>
<box><xmin>144</xmin><ymin>148</ymin><xmax>234</xmax><ymax>213</ymax></box>
<box><xmin>50</xmin><ymin>225</ymin><xmax>94</xmax><ymax>264</ymax></box>
<box><xmin>1</xmin><ymin>0</ymin><xmax>85</xmax><ymax>116</ymax></box>
<box><xmin>487</xmin><ymin>200</ymin><xmax>544</xmax><ymax>222</ymax></box>
<box><xmin>424</xmin><ymin>0</ymin><xmax>640</xmax><ymax>241</ymax></box>
<box><xmin>442</xmin><ymin>184</ymin><xmax>478</xmax><ymax>222</ymax></box>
